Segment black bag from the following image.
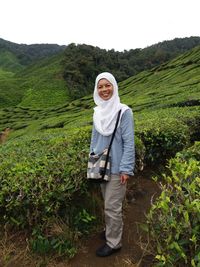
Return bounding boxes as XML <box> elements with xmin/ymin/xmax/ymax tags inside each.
<box><xmin>87</xmin><ymin>110</ymin><xmax>121</xmax><ymax>182</ymax></box>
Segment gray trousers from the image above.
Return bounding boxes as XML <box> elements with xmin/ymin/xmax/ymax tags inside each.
<box><xmin>100</xmin><ymin>174</ymin><xmax>126</xmax><ymax>249</ymax></box>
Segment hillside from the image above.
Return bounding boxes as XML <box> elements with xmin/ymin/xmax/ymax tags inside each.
<box><xmin>0</xmin><ymin>36</ymin><xmax>200</xmax><ymax>109</ymax></box>
<box><xmin>0</xmin><ymin>38</ymin><xmax>68</xmax><ymax>108</ymax></box>
<box><xmin>0</xmin><ymin>37</ymin><xmax>66</xmax><ymax>70</ymax></box>
<box><xmin>120</xmin><ymin>45</ymin><xmax>200</xmax><ymax>112</ymax></box>
<box><xmin>0</xmin><ymin>45</ymin><xmax>199</xmax><ymax>141</ymax></box>
<box><xmin>62</xmin><ymin>37</ymin><xmax>200</xmax><ymax>98</ymax></box>
<box><xmin>0</xmin><ymin>52</ymin><xmax>69</xmax><ymax>108</ymax></box>
<box><xmin>18</xmin><ymin>53</ymin><xmax>70</xmax><ymax>108</ymax></box>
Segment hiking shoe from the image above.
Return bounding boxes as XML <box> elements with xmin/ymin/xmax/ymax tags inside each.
<box><xmin>96</xmin><ymin>243</ymin><xmax>121</xmax><ymax>257</ymax></box>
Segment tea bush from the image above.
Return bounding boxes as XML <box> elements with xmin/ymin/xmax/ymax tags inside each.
<box><xmin>134</xmin><ymin>135</ymin><xmax>146</xmax><ymax>171</ymax></box>
<box><xmin>0</xmin><ymin>116</ymin><xmax>196</xmax><ymax>258</ymax></box>
<box><xmin>0</xmin><ymin>131</ymin><xmax>92</xmax><ymax>227</ymax></box>
<box><xmin>146</xmin><ymin>142</ymin><xmax>200</xmax><ymax>266</ymax></box>
<box><xmin>0</xmin><ymin>119</ymin><xmax>192</xmax><ymax>229</ymax></box>
<box><xmin>136</xmin><ymin>117</ymin><xmax>190</xmax><ymax>165</ymax></box>
<box><xmin>0</xmin><ymin>128</ymin><xmax>95</xmax><ymax>256</ymax></box>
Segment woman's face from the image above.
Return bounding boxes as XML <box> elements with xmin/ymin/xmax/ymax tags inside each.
<box><xmin>97</xmin><ymin>79</ymin><xmax>114</xmax><ymax>101</ymax></box>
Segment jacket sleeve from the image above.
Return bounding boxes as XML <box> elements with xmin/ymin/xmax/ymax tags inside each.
<box><xmin>119</xmin><ymin>109</ymin><xmax>135</xmax><ymax>175</ymax></box>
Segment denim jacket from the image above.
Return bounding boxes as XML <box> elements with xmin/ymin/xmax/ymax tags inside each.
<box><xmin>90</xmin><ymin>109</ymin><xmax>135</xmax><ymax>176</ymax></box>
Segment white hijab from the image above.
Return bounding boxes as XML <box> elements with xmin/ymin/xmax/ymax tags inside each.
<box><xmin>93</xmin><ymin>72</ymin><xmax>129</xmax><ymax>136</ymax></box>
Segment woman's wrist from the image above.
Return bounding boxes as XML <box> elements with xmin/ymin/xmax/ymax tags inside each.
<box><xmin>120</xmin><ymin>173</ymin><xmax>129</xmax><ymax>184</ymax></box>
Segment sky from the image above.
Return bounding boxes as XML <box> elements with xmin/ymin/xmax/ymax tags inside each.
<box><xmin>1</xmin><ymin>0</ymin><xmax>200</xmax><ymax>51</ymax></box>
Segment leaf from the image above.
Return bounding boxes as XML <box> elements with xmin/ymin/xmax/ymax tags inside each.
<box><xmin>139</xmin><ymin>223</ymin><xmax>149</xmax><ymax>232</ymax></box>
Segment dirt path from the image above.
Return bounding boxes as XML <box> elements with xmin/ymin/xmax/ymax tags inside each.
<box><xmin>68</xmin><ymin>171</ymin><xmax>160</xmax><ymax>267</ymax></box>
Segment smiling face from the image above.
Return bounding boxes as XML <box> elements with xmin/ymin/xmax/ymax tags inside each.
<box><xmin>97</xmin><ymin>78</ymin><xmax>114</xmax><ymax>101</ymax></box>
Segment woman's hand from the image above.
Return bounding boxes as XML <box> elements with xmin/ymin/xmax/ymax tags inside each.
<box><xmin>120</xmin><ymin>173</ymin><xmax>129</xmax><ymax>184</ymax></box>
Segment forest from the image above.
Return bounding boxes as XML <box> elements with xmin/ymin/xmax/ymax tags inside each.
<box><xmin>62</xmin><ymin>36</ymin><xmax>200</xmax><ymax>98</ymax></box>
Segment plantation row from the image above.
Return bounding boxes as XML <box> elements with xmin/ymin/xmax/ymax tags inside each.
<box><xmin>1</xmin><ymin>37</ymin><xmax>200</xmax><ymax>108</ymax></box>
<box><xmin>0</xmin><ymin>105</ymin><xmax>199</xmax><ymax>263</ymax></box>
<box><xmin>0</xmin><ymin>46</ymin><xmax>199</xmax><ymax>139</ymax></box>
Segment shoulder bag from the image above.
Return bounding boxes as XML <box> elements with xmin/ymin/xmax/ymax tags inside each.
<box><xmin>87</xmin><ymin>110</ymin><xmax>121</xmax><ymax>183</ymax></box>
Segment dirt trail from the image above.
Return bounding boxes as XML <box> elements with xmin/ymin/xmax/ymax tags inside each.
<box><xmin>68</xmin><ymin>170</ymin><xmax>160</xmax><ymax>267</ymax></box>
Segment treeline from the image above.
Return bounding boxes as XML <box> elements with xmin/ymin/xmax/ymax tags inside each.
<box><xmin>62</xmin><ymin>36</ymin><xmax>200</xmax><ymax>98</ymax></box>
<box><xmin>0</xmin><ymin>38</ymin><xmax>66</xmax><ymax>66</ymax></box>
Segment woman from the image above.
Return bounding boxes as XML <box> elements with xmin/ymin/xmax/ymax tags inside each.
<box><xmin>90</xmin><ymin>72</ymin><xmax>135</xmax><ymax>257</ymax></box>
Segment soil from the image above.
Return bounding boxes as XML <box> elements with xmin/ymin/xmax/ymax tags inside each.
<box><xmin>68</xmin><ymin>169</ymin><xmax>161</xmax><ymax>267</ymax></box>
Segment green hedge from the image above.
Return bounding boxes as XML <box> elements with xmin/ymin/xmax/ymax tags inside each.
<box><xmin>0</xmin><ymin>130</ymin><xmax>91</xmax><ymax>227</ymax></box>
<box><xmin>0</xmin><ymin>120</ymin><xmax>195</xmax><ymax>257</ymax></box>
<box><xmin>0</xmin><ymin>129</ymin><xmax>95</xmax><ymax>256</ymax></box>
<box><xmin>145</xmin><ymin>142</ymin><xmax>200</xmax><ymax>266</ymax></box>
<box><xmin>136</xmin><ymin>117</ymin><xmax>190</xmax><ymax>165</ymax></box>
<box><xmin>0</xmin><ymin>121</ymin><xmax>192</xmax><ymax>229</ymax></box>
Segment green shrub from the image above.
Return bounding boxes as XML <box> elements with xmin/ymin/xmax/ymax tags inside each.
<box><xmin>40</xmin><ymin>120</ymin><xmax>67</xmax><ymax>130</ymax></box>
<box><xmin>135</xmin><ymin>135</ymin><xmax>146</xmax><ymax>172</ymax></box>
<box><xmin>73</xmin><ymin>208</ymin><xmax>96</xmax><ymax>235</ymax></box>
<box><xmin>11</xmin><ymin>122</ymin><xmax>29</xmax><ymax>130</ymax></box>
<box><xmin>145</xmin><ymin>142</ymin><xmax>200</xmax><ymax>266</ymax></box>
<box><xmin>30</xmin><ymin>227</ymin><xmax>77</xmax><ymax>258</ymax></box>
<box><xmin>136</xmin><ymin>117</ymin><xmax>190</xmax><ymax>165</ymax></box>
<box><xmin>0</xmin><ymin>129</ymin><xmax>91</xmax><ymax>227</ymax></box>
<box><xmin>0</xmin><ymin>128</ymin><xmax>94</xmax><ymax>254</ymax></box>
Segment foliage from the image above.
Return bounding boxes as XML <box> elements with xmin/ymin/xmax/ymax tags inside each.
<box><xmin>16</xmin><ymin>53</ymin><xmax>69</xmax><ymax>108</ymax></box>
<box><xmin>0</xmin><ymin>37</ymin><xmax>66</xmax><ymax>68</ymax></box>
<box><xmin>0</xmin><ymin>130</ymin><xmax>89</xmax><ymax>226</ymax></box>
<box><xmin>119</xmin><ymin>45</ymin><xmax>200</xmax><ymax>113</ymax></box>
<box><xmin>30</xmin><ymin>228</ymin><xmax>76</xmax><ymax>258</ymax></box>
<box><xmin>0</xmin><ymin>129</ymin><xmax>97</xmax><ymax>255</ymax></box>
<box><xmin>0</xmin><ymin>40</ymin><xmax>68</xmax><ymax>108</ymax></box>
<box><xmin>136</xmin><ymin>117</ymin><xmax>190</xmax><ymax>164</ymax></box>
<box><xmin>62</xmin><ymin>38</ymin><xmax>200</xmax><ymax>98</ymax></box>
<box><xmin>0</xmin><ymin>40</ymin><xmax>200</xmax><ymax>261</ymax></box>
<box><xmin>134</xmin><ymin>135</ymin><xmax>146</xmax><ymax>171</ymax></box>
<box><xmin>0</xmin><ymin>45</ymin><xmax>200</xmax><ymax>140</ymax></box>
<box><xmin>145</xmin><ymin>142</ymin><xmax>200</xmax><ymax>266</ymax></box>
<box><xmin>0</xmin><ymin>50</ymin><xmax>23</xmax><ymax>72</ymax></box>
<box><xmin>1</xmin><ymin>37</ymin><xmax>200</xmax><ymax>107</ymax></box>
<box><xmin>0</xmin><ymin>121</ymin><xmax>197</xmax><ymax>258</ymax></box>
<box><xmin>73</xmin><ymin>208</ymin><xmax>96</xmax><ymax>235</ymax></box>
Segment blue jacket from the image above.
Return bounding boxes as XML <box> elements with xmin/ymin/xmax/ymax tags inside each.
<box><xmin>90</xmin><ymin>109</ymin><xmax>135</xmax><ymax>176</ymax></box>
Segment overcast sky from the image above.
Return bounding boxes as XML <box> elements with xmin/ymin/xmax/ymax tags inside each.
<box><xmin>1</xmin><ymin>0</ymin><xmax>199</xmax><ymax>51</ymax></box>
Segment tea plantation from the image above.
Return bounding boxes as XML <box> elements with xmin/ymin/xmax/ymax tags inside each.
<box><xmin>0</xmin><ymin>46</ymin><xmax>199</xmax><ymax>266</ymax></box>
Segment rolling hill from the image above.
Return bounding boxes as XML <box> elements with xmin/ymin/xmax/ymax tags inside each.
<box><xmin>0</xmin><ymin>37</ymin><xmax>66</xmax><ymax>70</ymax></box>
<box><xmin>0</xmin><ymin>45</ymin><xmax>199</xmax><ymax>142</ymax></box>
<box><xmin>0</xmin><ymin>38</ymin><xmax>68</xmax><ymax>108</ymax></box>
<box><xmin>0</xmin><ymin>36</ymin><xmax>200</xmax><ymax>109</ymax></box>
